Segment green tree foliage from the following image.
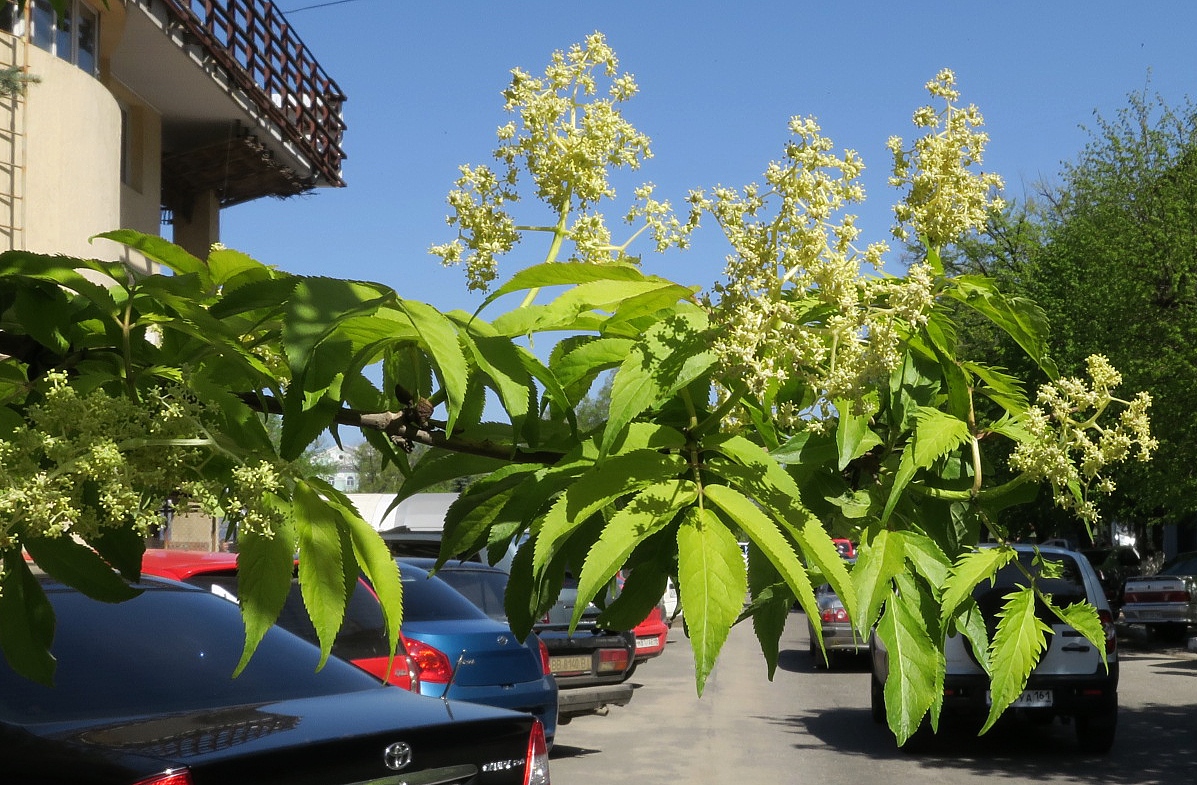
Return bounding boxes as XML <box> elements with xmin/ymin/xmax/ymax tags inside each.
<box><xmin>956</xmin><ymin>90</ymin><xmax>1197</xmax><ymax>528</ymax></box>
<box><xmin>0</xmin><ymin>37</ymin><xmax>1157</xmax><ymax>746</ymax></box>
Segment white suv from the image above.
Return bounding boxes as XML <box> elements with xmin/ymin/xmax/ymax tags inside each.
<box><xmin>870</xmin><ymin>543</ymin><xmax>1119</xmax><ymax>753</ymax></box>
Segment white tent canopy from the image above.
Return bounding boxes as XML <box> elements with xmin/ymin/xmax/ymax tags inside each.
<box><xmin>344</xmin><ymin>493</ymin><xmax>457</xmax><ymax>533</ymax></box>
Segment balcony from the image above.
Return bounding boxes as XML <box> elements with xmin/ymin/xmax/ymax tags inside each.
<box><xmin>112</xmin><ymin>0</ymin><xmax>347</xmax><ymax>215</ymax></box>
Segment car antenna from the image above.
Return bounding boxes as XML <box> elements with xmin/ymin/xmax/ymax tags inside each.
<box><xmin>442</xmin><ymin>650</ymin><xmax>469</xmax><ymax>703</ymax></box>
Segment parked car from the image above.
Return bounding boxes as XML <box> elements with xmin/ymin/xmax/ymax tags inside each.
<box><xmin>403</xmin><ymin>557</ymin><xmax>636</xmax><ymax>724</ymax></box>
<box><xmin>870</xmin><ymin>544</ymin><xmax>1119</xmax><ymax>753</ymax></box>
<box><xmin>0</xmin><ymin>570</ymin><xmax>550</xmax><ymax>785</ymax></box>
<box><xmin>1121</xmin><ymin>550</ymin><xmax>1197</xmax><ymax>638</ymax></box>
<box><xmin>807</xmin><ymin>582</ymin><xmax>864</xmax><ymax>667</ymax></box>
<box><xmin>141</xmin><ymin>550</ymin><xmax>559</xmax><ymax>748</ymax></box>
<box><xmin>1080</xmin><ymin>545</ymin><xmax>1141</xmax><ymax>614</ymax></box>
<box><xmin>141</xmin><ymin>549</ymin><xmax>421</xmax><ymax>691</ymax></box>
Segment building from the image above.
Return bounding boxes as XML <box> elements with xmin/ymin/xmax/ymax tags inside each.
<box><xmin>0</xmin><ymin>0</ymin><xmax>345</xmax><ymax>268</ymax></box>
<box><xmin>314</xmin><ymin>444</ymin><xmax>358</xmax><ymax>492</ymax></box>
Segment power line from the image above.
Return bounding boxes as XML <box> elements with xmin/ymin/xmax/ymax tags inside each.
<box><xmin>283</xmin><ymin>0</ymin><xmax>370</xmax><ymax>14</ymax></box>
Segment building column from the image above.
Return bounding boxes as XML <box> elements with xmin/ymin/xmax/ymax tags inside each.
<box><xmin>171</xmin><ymin>189</ymin><xmax>220</xmax><ymax>259</ymax></box>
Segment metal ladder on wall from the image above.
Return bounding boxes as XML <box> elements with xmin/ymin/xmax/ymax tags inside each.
<box><xmin>0</xmin><ymin>27</ymin><xmax>26</xmax><ymax>252</ymax></box>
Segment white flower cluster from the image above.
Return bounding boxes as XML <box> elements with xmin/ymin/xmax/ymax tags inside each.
<box><xmin>1009</xmin><ymin>355</ymin><xmax>1157</xmax><ymax>524</ymax></box>
<box><xmin>431</xmin><ymin>32</ymin><xmax>665</xmax><ymax>291</ymax></box>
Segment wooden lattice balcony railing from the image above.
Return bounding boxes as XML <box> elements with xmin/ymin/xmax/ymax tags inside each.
<box><xmin>164</xmin><ymin>0</ymin><xmax>347</xmax><ymax>187</ymax></box>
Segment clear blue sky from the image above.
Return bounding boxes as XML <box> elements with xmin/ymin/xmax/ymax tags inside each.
<box><xmin>223</xmin><ymin>1</ymin><xmax>1197</xmax><ymax>318</ymax></box>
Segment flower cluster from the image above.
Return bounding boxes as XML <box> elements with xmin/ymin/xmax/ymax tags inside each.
<box><xmin>431</xmin><ymin>32</ymin><xmax>673</xmax><ymax>291</ymax></box>
<box><xmin>694</xmin><ymin>116</ymin><xmax>935</xmax><ymax>422</ymax></box>
<box><xmin>1009</xmin><ymin>355</ymin><xmax>1157</xmax><ymax>525</ymax></box>
<box><xmin>0</xmin><ymin>374</ymin><xmax>211</xmax><ymax>549</ymax></box>
<box><xmin>888</xmin><ymin>69</ymin><xmax>1006</xmax><ymax>248</ymax></box>
<box><xmin>221</xmin><ymin>462</ymin><xmax>288</xmax><ymax>540</ymax></box>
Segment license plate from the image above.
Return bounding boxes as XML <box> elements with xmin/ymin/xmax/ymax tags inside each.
<box><xmin>550</xmin><ymin>655</ymin><xmax>592</xmax><ymax>675</ymax></box>
<box><xmin>988</xmin><ymin>689</ymin><xmax>1053</xmax><ymax>708</ymax></box>
<box><xmin>1142</xmin><ymin>610</ymin><xmax>1161</xmax><ymax>620</ymax></box>
<box><xmin>636</xmin><ymin>636</ymin><xmax>658</xmax><ymax>650</ymax></box>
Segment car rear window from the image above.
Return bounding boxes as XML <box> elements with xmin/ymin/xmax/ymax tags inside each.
<box><xmin>398</xmin><ymin>564</ymin><xmax>491</xmax><ymax>622</ymax></box>
<box><xmin>975</xmin><ymin>551</ymin><xmax>1087</xmax><ymax>604</ymax></box>
<box><xmin>1158</xmin><ymin>553</ymin><xmax>1197</xmax><ymax>576</ymax></box>
<box><xmin>0</xmin><ymin>583</ymin><xmax>376</xmax><ymax>724</ymax></box>
<box><xmin>435</xmin><ymin>568</ymin><xmax>510</xmax><ymax>621</ymax></box>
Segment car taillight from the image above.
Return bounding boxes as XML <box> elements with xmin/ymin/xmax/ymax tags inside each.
<box><xmin>523</xmin><ymin>720</ymin><xmax>551</xmax><ymax>785</ymax></box>
<box><xmin>820</xmin><ymin>607</ymin><xmax>850</xmax><ymax>623</ymax></box>
<box><xmin>597</xmin><ymin>647</ymin><xmax>628</xmax><ymax>674</ymax></box>
<box><xmin>1098</xmin><ymin>609</ymin><xmax>1117</xmax><ymax>654</ymax></box>
<box><xmin>405</xmin><ymin>638</ymin><xmax>454</xmax><ymax>683</ymax></box>
<box><xmin>132</xmin><ymin>771</ymin><xmax>193</xmax><ymax>785</ymax></box>
<box><xmin>537</xmin><ymin>636</ymin><xmax>551</xmax><ymax>676</ymax></box>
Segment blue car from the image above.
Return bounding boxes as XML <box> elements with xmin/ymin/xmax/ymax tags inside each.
<box><xmin>393</xmin><ymin>560</ymin><xmax>559</xmax><ymax>746</ymax></box>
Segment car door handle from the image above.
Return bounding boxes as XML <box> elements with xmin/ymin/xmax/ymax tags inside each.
<box><xmin>1061</xmin><ymin>642</ymin><xmax>1092</xmax><ymax>653</ymax></box>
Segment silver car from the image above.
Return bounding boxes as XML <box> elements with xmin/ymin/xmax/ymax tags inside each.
<box><xmin>1121</xmin><ymin>550</ymin><xmax>1197</xmax><ymax>638</ymax></box>
<box><xmin>808</xmin><ymin>582</ymin><xmax>865</xmax><ymax>668</ymax></box>
<box><xmin>870</xmin><ymin>544</ymin><xmax>1119</xmax><ymax>753</ymax></box>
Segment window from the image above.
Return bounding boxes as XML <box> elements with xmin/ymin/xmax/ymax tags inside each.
<box><xmin>3</xmin><ymin>0</ymin><xmax>98</xmax><ymax>76</ymax></box>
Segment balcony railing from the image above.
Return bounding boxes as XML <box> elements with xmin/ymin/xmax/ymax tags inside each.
<box><xmin>164</xmin><ymin>0</ymin><xmax>346</xmax><ymax>187</ymax></box>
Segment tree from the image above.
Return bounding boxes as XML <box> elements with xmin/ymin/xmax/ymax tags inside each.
<box><xmin>0</xmin><ymin>39</ymin><xmax>1156</xmax><ymax>746</ymax></box>
<box><xmin>952</xmin><ymin>90</ymin><xmax>1197</xmax><ymax>532</ymax></box>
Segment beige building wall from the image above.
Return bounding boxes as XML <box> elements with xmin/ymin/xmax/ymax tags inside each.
<box><xmin>20</xmin><ymin>45</ymin><xmax>124</xmax><ymax>259</ymax></box>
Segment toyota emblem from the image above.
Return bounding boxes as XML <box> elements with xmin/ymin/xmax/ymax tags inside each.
<box><xmin>384</xmin><ymin>741</ymin><xmax>413</xmax><ymax>771</ymax></box>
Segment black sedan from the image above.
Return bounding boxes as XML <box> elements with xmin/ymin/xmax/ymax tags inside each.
<box><xmin>0</xmin><ymin>573</ymin><xmax>550</xmax><ymax>785</ymax></box>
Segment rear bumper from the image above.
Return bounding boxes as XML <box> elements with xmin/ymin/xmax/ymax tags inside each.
<box><xmin>940</xmin><ymin>670</ymin><xmax>1118</xmax><ymax>717</ymax></box>
<box><xmin>1121</xmin><ymin>603</ymin><xmax>1197</xmax><ymax>626</ymax></box>
<box><xmin>556</xmin><ymin>683</ymin><xmax>635</xmax><ymax>722</ymax></box>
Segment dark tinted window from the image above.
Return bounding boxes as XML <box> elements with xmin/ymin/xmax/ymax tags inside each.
<box><xmin>436</xmin><ymin>567</ymin><xmax>510</xmax><ymax>621</ymax></box>
<box><xmin>277</xmin><ymin>580</ymin><xmax>390</xmax><ymax>660</ymax></box>
<box><xmin>398</xmin><ymin>562</ymin><xmax>490</xmax><ymax>622</ymax></box>
<box><xmin>975</xmin><ymin>552</ymin><xmax>1086</xmax><ymax>603</ymax></box>
<box><xmin>0</xmin><ymin>582</ymin><xmax>377</xmax><ymax>724</ymax></box>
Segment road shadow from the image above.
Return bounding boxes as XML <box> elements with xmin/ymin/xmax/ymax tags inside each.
<box><xmin>772</xmin><ymin>701</ymin><xmax>1197</xmax><ymax>784</ymax></box>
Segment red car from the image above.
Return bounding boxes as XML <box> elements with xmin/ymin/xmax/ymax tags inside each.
<box><xmin>140</xmin><ymin>549</ymin><xmax>421</xmax><ymax>691</ymax></box>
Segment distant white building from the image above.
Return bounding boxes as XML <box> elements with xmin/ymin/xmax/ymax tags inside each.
<box><xmin>314</xmin><ymin>446</ymin><xmax>359</xmax><ymax>492</ymax></box>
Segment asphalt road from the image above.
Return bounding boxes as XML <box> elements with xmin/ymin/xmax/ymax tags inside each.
<box><xmin>548</xmin><ymin>612</ymin><xmax>1197</xmax><ymax>785</ymax></box>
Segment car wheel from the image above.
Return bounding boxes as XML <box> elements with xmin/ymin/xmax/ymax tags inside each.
<box><xmin>1075</xmin><ymin>705</ymin><xmax>1117</xmax><ymax>754</ymax></box>
<box><xmin>870</xmin><ymin>670</ymin><xmax>885</xmax><ymax>724</ymax></box>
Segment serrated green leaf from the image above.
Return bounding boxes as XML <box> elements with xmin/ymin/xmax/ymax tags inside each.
<box><xmin>95</xmin><ymin>230</ymin><xmax>209</xmax><ymax>279</ymax></box>
<box><xmin>572</xmin><ymin>480</ymin><xmax>696</xmax><ymax>628</ymax></box>
<box><xmin>440</xmin><ymin>465</ymin><xmax>541</xmax><ymax>561</ymax></box>
<box><xmin>23</xmin><ymin>535</ymin><xmax>141</xmax><ymax>603</ymax></box>
<box><xmin>911</xmin><ymin>407</ymin><xmax>972</xmax><ymax>467</ymax></box>
<box><xmin>851</xmin><ymin>530</ymin><xmax>906</xmax><ymax>637</ymax></box>
<box><xmin>677</xmin><ymin>506</ymin><xmax>747</xmax><ymax>695</ymax></box>
<box><xmin>294</xmin><ymin>482</ymin><xmax>349</xmax><ymax>670</ymax></box>
<box><xmin>703</xmin><ymin>483</ymin><xmax>815</xmax><ymax>621</ymax></box>
<box><xmin>601</xmin><ymin>310</ymin><xmax>713</xmax><ymax>456</ymax></box>
<box><xmin>234</xmin><ymin>493</ymin><xmax>297</xmax><ymax>677</ymax></box>
<box><xmin>0</xmin><ymin>551</ymin><xmax>57</xmax><ymax>685</ymax></box>
<box><xmin>338</xmin><ymin>494</ymin><xmax>404</xmax><ymax>669</ymax></box>
<box><xmin>1050</xmin><ymin>600</ymin><xmax>1108</xmax><ymax>668</ymax></box>
<box><xmin>835</xmin><ymin>400</ymin><xmax>883</xmax><ymax>470</ymax></box>
<box><xmin>553</xmin><ymin>337</ymin><xmax>635</xmax><ymax>392</ymax></box>
<box><xmin>396</xmin><ymin>299</ymin><xmax>469</xmax><ymax>435</ymax></box>
<box><xmin>534</xmin><ymin>449</ymin><xmax>686</xmax><ymax>574</ymax></box>
<box><xmin>876</xmin><ymin>584</ymin><xmax>941</xmax><ymax>745</ymax></box>
<box><xmin>948</xmin><ymin>276</ymin><xmax>1058</xmax><ymax>379</ymax></box>
<box><xmin>983</xmin><ymin>585</ymin><xmax>1052</xmax><ymax>733</ymax></box>
<box><xmin>770</xmin><ymin>428</ymin><xmax>839</xmax><ymax>466</ymax></box>
<box><xmin>478</xmin><ymin>261</ymin><xmax>651</xmax><ymax>313</ymax></box>
<box><xmin>794</xmin><ymin>518</ymin><xmax>856</xmax><ymax>619</ymax></box>
<box><xmin>941</xmin><ymin>547</ymin><xmax>1015</xmax><ymax>623</ymax></box>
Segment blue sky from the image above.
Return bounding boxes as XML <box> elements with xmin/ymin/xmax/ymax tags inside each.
<box><xmin>223</xmin><ymin>1</ymin><xmax>1197</xmax><ymax>318</ymax></box>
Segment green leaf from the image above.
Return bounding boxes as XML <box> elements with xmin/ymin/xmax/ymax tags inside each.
<box><xmin>851</xmin><ymin>530</ymin><xmax>906</xmax><ymax>637</ymax></box>
<box><xmin>234</xmin><ymin>494</ymin><xmax>298</xmax><ymax>677</ymax></box>
<box><xmin>601</xmin><ymin>310</ymin><xmax>714</xmax><ymax>456</ymax></box>
<box><xmin>534</xmin><ymin>449</ymin><xmax>687</xmax><ymax>574</ymax></box>
<box><xmin>552</xmin><ymin>337</ymin><xmax>635</xmax><ymax>393</ymax></box>
<box><xmin>1049</xmin><ymin>601</ymin><xmax>1108</xmax><ymax>668</ymax></box>
<box><xmin>338</xmin><ymin>492</ymin><xmax>404</xmax><ymax>667</ymax></box>
<box><xmin>294</xmin><ymin>482</ymin><xmax>349</xmax><ymax>670</ymax></box>
<box><xmin>770</xmin><ymin>429</ymin><xmax>839</xmax><ymax>466</ymax></box>
<box><xmin>835</xmin><ymin>400</ymin><xmax>883</xmax><ymax>470</ymax></box>
<box><xmin>479</xmin><ymin>261</ymin><xmax>652</xmax><ymax>313</ymax></box>
<box><xmin>0</xmin><ymin>551</ymin><xmax>57</xmax><ymax>686</ymax></box>
<box><xmin>572</xmin><ymin>480</ymin><xmax>697</xmax><ymax>628</ymax></box>
<box><xmin>703</xmin><ymin>484</ymin><xmax>815</xmax><ymax>621</ymax></box>
<box><xmin>398</xmin><ymin>299</ymin><xmax>470</xmax><ymax>434</ymax></box>
<box><xmin>982</xmin><ymin>585</ymin><xmax>1052</xmax><ymax>733</ymax></box>
<box><xmin>23</xmin><ymin>535</ymin><xmax>141</xmax><ymax>603</ymax></box>
<box><xmin>948</xmin><ymin>276</ymin><xmax>1058</xmax><ymax>378</ymax></box>
<box><xmin>677</xmin><ymin>506</ymin><xmax>747</xmax><ymax>696</ymax></box>
<box><xmin>94</xmin><ymin>230</ymin><xmax>209</xmax><ymax>279</ymax></box>
<box><xmin>911</xmin><ymin>407</ymin><xmax>972</xmax><ymax>468</ymax></box>
<box><xmin>941</xmin><ymin>547</ymin><xmax>1015</xmax><ymax>623</ymax></box>
<box><xmin>440</xmin><ymin>465</ymin><xmax>542</xmax><ymax>561</ymax></box>
<box><xmin>876</xmin><ymin>583</ymin><xmax>941</xmax><ymax>745</ymax></box>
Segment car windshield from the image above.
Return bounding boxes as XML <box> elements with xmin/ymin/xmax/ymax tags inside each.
<box><xmin>0</xmin><ymin>581</ymin><xmax>376</xmax><ymax>724</ymax></box>
<box><xmin>1158</xmin><ymin>553</ymin><xmax>1197</xmax><ymax>576</ymax></box>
